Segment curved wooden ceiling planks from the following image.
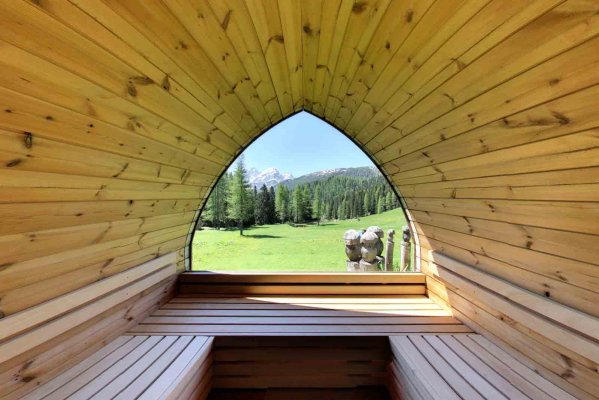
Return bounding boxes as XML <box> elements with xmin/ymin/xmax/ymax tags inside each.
<box><xmin>0</xmin><ymin>0</ymin><xmax>597</xmax><ymax>397</ymax></box>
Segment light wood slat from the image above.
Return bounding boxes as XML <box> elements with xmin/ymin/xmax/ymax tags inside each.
<box><xmin>392</xmin><ymin>85</ymin><xmax>599</xmax><ymax>174</ymax></box>
<box><xmin>40</xmin><ymin>336</ymin><xmax>148</xmax><ymax>400</ymax></box>
<box><xmin>66</xmin><ymin>0</ymin><xmax>243</xmax><ymax>138</ymax></box>
<box><xmin>467</xmin><ymin>335</ymin><xmax>579</xmax><ymax>400</ymax></box>
<box><xmin>170</xmin><ymin>295</ymin><xmax>433</xmax><ymax>303</ymax></box>
<box><xmin>428</xmin><ymin>257</ymin><xmax>599</xmax><ymax>365</ymax></box>
<box><xmin>340</xmin><ymin>0</ymin><xmax>485</xmax><ymax>131</ymax></box>
<box><xmin>98</xmin><ymin>0</ymin><xmax>258</xmax><ymax>137</ymax></box>
<box><xmin>0</xmin><ymin>253</ymin><xmax>176</xmax><ymax>342</ymax></box>
<box><xmin>163</xmin><ymin>0</ymin><xmax>270</xmax><ymax>128</ymax></box>
<box><xmin>88</xmin><ymin>336</ymin><xmax>177</xmax><ymax>399</ymax></box>
<box><xmin>390</xmin><ymin>334</ymin><xmax>581</xmax><ymax>400</ymax></box>
<box><xmin>372</xmin><ymin>2</ymin><xmax>599</xmax><ymax>156</ymax></box>
<box><xmin>1</xmin><ymin>3</ymin><xmax>597</xmax><ymax>399</ymax></box>
<box><xmin>142</xmin><ymin>316</ymin><xmax>459</xmax><ymax>325</ymax></box>
<box><xmin>423</xmin><ymin>335</ymin><xmax>508</xmax><ymax>400</ymax></box>
<box><xmin>178</xmin><ymin>284</ymin><xmax>426</xmax><ymax>295</ymax></box>
<box><xmin>129</xmin><ymin>324</ymin><xmax>471</xmax><ymax>335</ymax></box>
<box><xmin>431</xmin><ymin>252</ymin><xmax>599</xmax><ymax>341</ymax></box>
<box><xmin>425</xmin><ymin>271</ymin><xmax>599</xmax><ymax>399</ymax></box>
<box><xmin>0</xmin><ymin>39</ymin><xmax>231</xmax><ymax>168</ymax></box>
<box><xmin>178</xmin><ymin>272</ymin><xmax>425</xmax><ymax>284</ymax></box>
<box><xmin>409</xmin><ymin>335</ymin><xmax>484</xmax><ymax>400</ymax></box>
<box><xmin>0</xmin><ymin>263</ymin><xmax>176</xmax><ymax>365</ymax></box>
<box><xmin>323</xmin><ymin>0</ymin><xmax>391</xmax><ymax>122</ymax></box>
<box><xmin>447</xmin><ymin>336</ymin><xmax>562</xmax><ymax>400</ymax></box>
<box><xmin>23</xmin><ymin>335</ymin><xmax>213</xmax><ymax>400</ymax></box>
<box><xmin>206</xmin><ymin>0</ymin><xmax>283</xmax><ymax>123</ymax></box>
<box><xmin>153</xmin><ymin>309</ymin><xmax>449</xmax><ymax>317</ymax></box>
<box><xmin>439</xmin><ymin>335</ymin><xmax>538</xmax><ymax>400</ymax></box>
<box><xmin>389</xmin><ymin>336</ymin><xmax>461</xmax><ymax>400</ymax></box>
<box><xmin>21</xmin><ymin>336</ymin><xmax>132</xmax><ymax>400</ymax></box>
<box><xmin>171</xmin><ymin>355</ymin><xmax>212</xmax><ymax>400</ymax></box>
<box><xmin>358</xmin><ymin>0</ymin><xmax>563</xmax><ymax>144</ymax></box>
<box><xmin>137</xmin><ymin>336</ymin><xmax>213</xmax><ymax>400</ymax></box>
<box><xmin>407</xmin><ymin>197</ymin><xmax>599</xmax><ymax>236</ymax></box>
<box><xmin>278</xmin><ymin>0</ymin><xmax>303</xmax><ymax>111</ymax></box>
<box><xmin>244</xmin><ymin>0</ymin><xmax>294</xmax><ymax>116</ymax></box>
<box><xmin>348</xmin><ymin>0</ymin><xmax>535</xmax><ymax>138</ymax></box>
<box><xmin>309</xmin><ymin>0</ymin><xmax>352</xmax><ymax>116</ymax></box>
<box><xmin>113</xmin><ymin>336</ymin><xmax>193</xmax><ymax>400</ymax></box>
<box><xmin>0</xmin><ymin>235</ymin><xmax>185</xmax><ymax>312</ymax></box>
<box><xmin>410</xmin><ymin>206</ymin><xmax>599</xmax><ymax>265</ymax></box>
<box><xmin>0</xmin><ymin>126</ymin><xmax>212</xmax><ymax>187</ymax></box>
<box><xmin>70</xmin><ymin>336</ymin><xmax>163</xmax><ymax>399</ymax></box>
<box><xmin>0</xmin><ymin>211</ymin><xmax>193</xmax><ymax>267</ymax></box>
<box><xmin>419</xmin><ymin>235</ymin><xmax>599</xmax><ymax>318</ymax></box>
<box><xmin>0</xmin><ymin>278</ymin><xmax>175</xmax><ymax>400</ymax></box>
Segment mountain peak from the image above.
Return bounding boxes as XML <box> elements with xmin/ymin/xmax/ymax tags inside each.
<box><xmin>248</xmin><ymin>167</ymin><xmax>294</xmax><ymax>188</ymax></box>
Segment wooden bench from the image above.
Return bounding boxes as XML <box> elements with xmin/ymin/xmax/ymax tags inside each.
<box><xmin>388</xmin><ymin>334</ymin><xmax>578</xmax><ymax>400</ymax></box>
<box><xmin>22</xmin><ymin>335</ymin><xmax>213</xmax><ymax>400</ymax></box>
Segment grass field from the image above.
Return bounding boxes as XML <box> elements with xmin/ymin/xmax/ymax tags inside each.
<box><xmin>191</xmin><ymin>208</ymin><xmax>408</xmax><ymax>272</ymax></box>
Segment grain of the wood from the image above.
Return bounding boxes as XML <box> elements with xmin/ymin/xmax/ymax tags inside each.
<box><xmin>0</xmin><ymin>253</ymin><xmax>176</xmax><ymax>342</ymax></box>
<box><xmin>431</xmin><ymin>251</ymin><xmax>599</xmax><ymax>340</ymax></box>
<box><xmin>0</xmin><ymin>263</ymin><xmax>176</xmax><ymax>365</ymax></box>
<box><xmin>178</xmin><ymin>272</ymin><xmax>426</xmax><ymax>284</ymax></box>
<box><xmin>113</xmin><ymin>336</ymin><xmax>194</xmax><ymax>400</ymax></box>
<box><xmin>1</xmin><ymin>2</ymin><xmax>597</xmax><ymax>398</ymax></box>
<box><xmin>137</xmin><ymin>336</ymin><xmax>212</xmax><ymax>400</ymax></box>
<box><xmin>390</xmin><ymin>334</ymin><xmax>582</xmax><ymax>400</ymax></box>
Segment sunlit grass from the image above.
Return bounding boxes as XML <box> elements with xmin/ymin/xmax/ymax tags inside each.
<box><xmin>191</xmin><ymin>208</ymin><xmax>408</xmax><ymax>272</ymax></box>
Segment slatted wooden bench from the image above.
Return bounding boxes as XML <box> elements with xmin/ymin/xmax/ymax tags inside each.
<box><xmin>22</xmin><ymin>335</ymin><xmax>213</xmax><ymax>400</ymax></box>
<box><xmin>388</xmin><ymin>334</ymin><xmax>578</xmax><ymax>400</ymax></box>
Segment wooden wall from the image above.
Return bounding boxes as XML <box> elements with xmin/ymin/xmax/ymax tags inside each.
<box><xmin>0</xmin><ymin>0</ymin><xmax>597</xmax><ymax>398</ymax></box>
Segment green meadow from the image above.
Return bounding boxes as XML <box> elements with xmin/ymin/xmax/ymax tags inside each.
<box><xmin>191</xmin><ymin>208</ymin><xmax>408</xmax><ymax>272</ymax></box>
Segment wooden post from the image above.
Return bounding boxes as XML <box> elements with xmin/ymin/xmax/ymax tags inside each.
<box><xmin>399</xmin><ymin>226</ymin><xmax>411</xmax><ymax>272</ymax></box>
<box><xmin>385</xmin><ymin>229</ymin><xmax>395</xmax><ymax>271</ymax></box>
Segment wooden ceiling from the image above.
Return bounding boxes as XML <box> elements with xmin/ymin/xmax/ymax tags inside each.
<box><xmin>0</xmin><ymin>1</ymin><xmax>598</xmax><ymax>397</ymax></box>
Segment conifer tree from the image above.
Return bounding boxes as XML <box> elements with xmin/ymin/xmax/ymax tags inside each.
<box><xmin>227</xmin><ymin>156</ymin><xmax>251</xmax><ymax>235</ymax></box>
<box><xmin>291</xmin><ymin>186</ymin><xmax>304</xmax><ymax>223</ymax></box>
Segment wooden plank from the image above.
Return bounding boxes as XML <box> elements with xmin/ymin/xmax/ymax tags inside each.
<box><xmin>153</xmin><ymin>309</ymin><xmax>449</xmax><ymax>317</ymax></box>
<box><xmin>21</xmin><ymin>336</ymin><xmax>132</xmax><ymax>400</ymax></box>
<box><xmin>0</xmin><ymin>199</ymin><xmax>199</xmax><ymax>236</ymax></box>
<box><xmin>426</xmin><ymin>273</ymin><xmax>599</xmax><ymax>399</ymax></box>
<box><xmin>113</xmin><ymin>336</ymin><xmax>194</xmax><ymax>399</ymax></box>
<box><xmin>0</xmin><ymin>211</ymin><xmax>193</xmax><ymax>267</ymax></box>
<box><xmin>431</xmin><ymin>251</ymin><xmax>599</xmax><ymax>340</ymax></box>
<box><xmin>178</xmin><ymin>284</ymin><xmax>426</xmax><ymax>295</ymax></box>
<box><xmin>423</xmin><ymin>335</ymin><xmax>508</xmax><ymax>399</ymax></box>
<box><xmin>142</xmin><ymin>316</ymin><xmax>460</xmax><ymax>325</ymax></box>
<box><xmin>178</xmin><ymin>272</ymin><xmax>426</xmax><ymax>284</ymax></box>
<box><xmin>467</xmin><ymin>335</ymin><xmax>580</xmax><ymax>400</ymax></box>
<box><xmin>448</xmin><ymin>335</ymin><xmax>567</xmax><ymax>400</ymax></box>
<box><xmin>0</xmin><ymin>253</ymin><xmax>176</xmax><ymax>342</ymax></box>
<box><xmin>0</xmin><ymin>277</ymin><xmax>175</xmax><ymax>398</ymax></box>
<box><xmin>0</xmin><ymin>263</ymin><xmax>176</xmax><ymax>365</ymax></box>
<box><xmin>129</xmin><ymin>324</ymin><xmax>471</xmax><ymax>335</ymax></box>
<box><xmin>39</xmin><ymin>336</ymin><xmax>148</xmax><ymax>400</ymax></box>
<box><xmin>389</xmin><ymin>336</ymin><xmax>460</xmax><ymax>400</ymax></box>
<box><xmin>89</xmin><ymin>336</ymin><xmax>178</xmax><ymax>399</ymax></box>
<box><xmin>137</xmin><ymin>336</ymin><xmax>212</xmax><ymax>400</ymax></box>
<box><xmin>70</xmin><ymin>336</ymin><xmax>163</xmax><ymax>399</ymax></box>
<box><xmin>0</xmin><ymin>236</ymin><xmax>185</xmax><ymax>316</ymax></box>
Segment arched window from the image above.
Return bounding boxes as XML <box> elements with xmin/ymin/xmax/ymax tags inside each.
<box><xmin>190</xmin><ymin>112</ymin><xmax>412</xmax><ymax>272</ymax></box>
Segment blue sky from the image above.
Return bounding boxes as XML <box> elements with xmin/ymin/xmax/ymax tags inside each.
<box><xmin>229</xmin><ymin>112</ymin><xmax>374</xmax><ymax>177</ymax></box>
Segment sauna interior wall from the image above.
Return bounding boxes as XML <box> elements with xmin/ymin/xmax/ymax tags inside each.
<box><xmin>0</xmin><ymin>0</ymin><xmax>597</xmax><ymax>398</ymax></box>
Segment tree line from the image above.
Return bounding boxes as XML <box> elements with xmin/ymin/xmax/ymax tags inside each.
<box><xmin>201</xmin><ymin>156</ymin><xmax>401</xmax><ymax>234</ymax></box>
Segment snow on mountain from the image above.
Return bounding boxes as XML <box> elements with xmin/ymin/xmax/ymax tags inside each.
<box><xmin>247</xmin><ymin>167</ymin><xmax>294</xmax><ymax>188</ymax></box>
